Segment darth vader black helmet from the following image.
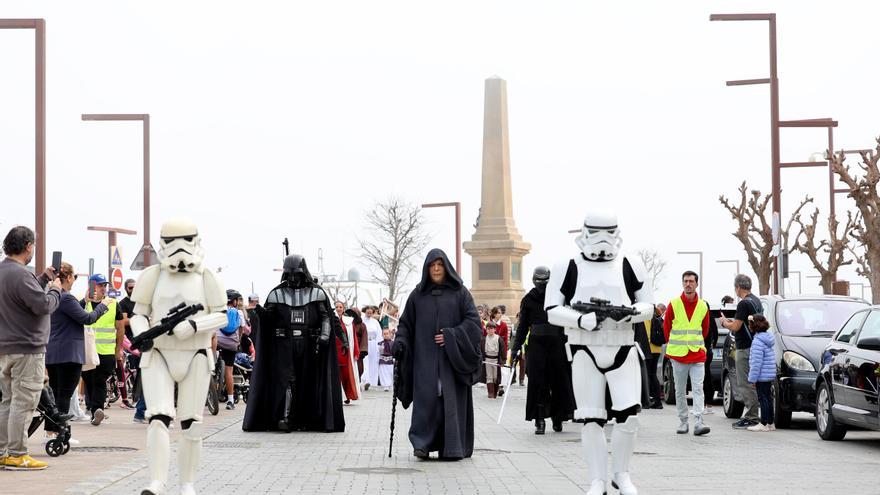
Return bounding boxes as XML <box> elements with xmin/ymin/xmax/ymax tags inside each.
<box><xmin>282</xmin><ymin>254</ymin><xmax>313</xmax><ymax>288</ymax></box>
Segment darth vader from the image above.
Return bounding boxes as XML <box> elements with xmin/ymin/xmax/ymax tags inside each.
<box><xmin>242</xmin><ymin>255</ymin><xmax>345</xmax><ymax>432</ymax></box>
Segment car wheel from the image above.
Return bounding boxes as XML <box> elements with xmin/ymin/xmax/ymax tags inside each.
<box><xmin>773</xmin><ymin>381</ymin><xmax>792</xmax><ymax>429</ymax></box>
<box><xmin>816</xmin><ymin>381</ymin><xmax>847</xmax><ymax>441</ymax></box>
<box><xmin>663</xmin><ymin>361</ymin><xmax>676</xmax><ymax>405</ymax></box>
<box><xmin>722</xmin><ymin>373</ymin><xmax>744</xmax><ymax>418</ymax></box>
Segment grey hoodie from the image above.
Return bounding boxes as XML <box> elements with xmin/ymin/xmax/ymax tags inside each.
<box><xmin>0</xmin><ymin>258</ymin><xmax>62</xmax><ymax>354</ymax></box>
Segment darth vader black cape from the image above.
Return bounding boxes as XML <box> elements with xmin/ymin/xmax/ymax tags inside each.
<box><xmin>394</xmin><ymin>248</ymin><xmax>482</xmax><ymax>459</ymax></box>
<box><xmin>242</xmin><ymin>281</ymin><xmax>345</xmax><ymax>433</ymax></box>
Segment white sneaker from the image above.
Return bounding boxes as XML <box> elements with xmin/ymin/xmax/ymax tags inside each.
<box><xmin>768</xmin><ymin>424</ymin><xmax>776</xmax><ymax>431</ymax></box>
<box><xmin>704</xmin><ymin>406</ymin><xmax>715</xmax><ymax>415</ymax></box>
<box><xmin>747</xmin><ymin>423</ymin><xmax>769</xmax><ymax>432</ymax></box>
<box><xmin>586</xmin><ymin>479</ymin><xmax>606</xmax><ymax>495</ymax></box>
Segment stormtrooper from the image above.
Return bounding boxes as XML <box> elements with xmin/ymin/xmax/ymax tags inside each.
<box><xmin>129</xmin><ymin>219</ymin><xmax>227</xmax><ymax>495</ymax></box>
<box><xmin>544</xmin><ymin>212</ymin><xmax>653</xmax><ymax>495</ymax></box>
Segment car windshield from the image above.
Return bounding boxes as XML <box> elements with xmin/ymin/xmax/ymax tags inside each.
<box><xmin>775</xmin><ymin>300</ymin><xmax>869</xmax><ymax>337</ymax></box>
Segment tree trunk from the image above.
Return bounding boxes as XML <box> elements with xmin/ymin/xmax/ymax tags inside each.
<box><xmin>819</xmin><ymin>273</ymin><xmax>834</xmax><ymax>295</ymax></box>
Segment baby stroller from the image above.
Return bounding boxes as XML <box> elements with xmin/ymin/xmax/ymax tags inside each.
<box><xmin>27</xmin><ymin>385</ymin><xmax>74</xmax><ymax>457</ymax></box>
<box><xmin>232</xmin><ymin>352</ymin><xmax>252</xmax><ymax>404</ymax></box>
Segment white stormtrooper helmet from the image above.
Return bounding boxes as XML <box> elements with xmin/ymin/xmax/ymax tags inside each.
<box><xmin>157</xmin><ymin>219</ymin><xmax>205</xmax><ymax>273</ymax></box>
<box><xmin>575</xmin><ymin>212</ymin><xmax>622</xmax><ymax>261</ymax></box>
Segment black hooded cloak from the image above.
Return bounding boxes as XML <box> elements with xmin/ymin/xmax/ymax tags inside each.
<box><xmin>394</xmin><ymin>248</ymin><xmax>482</xmax><ymax>459</ymax></box>
<box><xmin>243</xmin><ymin>257</ymin><xmax>345</xmax><ymax>433</ymax></box>
<box><xmin>514</xmin><ymin>286</ymin><xmax>576</xmax><ymax>422</ymax></box>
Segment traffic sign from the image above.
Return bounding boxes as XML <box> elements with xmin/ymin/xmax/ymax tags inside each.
<box><xmin>111</xmin><ymin>268</ymin><xmax>124</xmax><ymax>291</ymax></box>
<box><xmin>131</xmin><ymin>244</ymin><xmax>158</xmax><ymax>271</ymax></box>
<box><xmin>110</xmin><ymin>246</ymin><xmax>123</xmax><ymax>269</ymax></box>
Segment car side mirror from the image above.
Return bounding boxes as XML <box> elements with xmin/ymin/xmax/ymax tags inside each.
<box><xmin>856</xmin><ymin>336</ymin><xmax>880</xmax><ymax>352</ymax></box>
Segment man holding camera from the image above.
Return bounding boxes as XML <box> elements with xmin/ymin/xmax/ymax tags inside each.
<box><xmin>79</xmin><ymin>273</ymin><xmax>125</xmax><ymax>426</ymax></box>
<box><xmin>0</xmin><ymin>226</ymin><xmax>62</xmax><ymax>470</ymax></box>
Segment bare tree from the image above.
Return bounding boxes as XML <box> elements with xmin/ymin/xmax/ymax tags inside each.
<box><xmin>637</xmin><ymin>249</ymin><xmax>667</xmax><ymax>293</ymax></box>
<box><xmin>830</xmin><ymin>140</ymin><xmax>880</xmax><ymax>303</ymax></box>
<box><xmin>322</xmin><ymin>279</ymin><xmax>355</xmax><ymax>307</ymax></box>
<box><xmin>791</xmin><ymin>209</ymin><xmax>857</xmax><ymax>294</ymax></box>
<box><xmin>719</xmin><ymin>182</ymin><xmax>812</xmax><ymax>295</ymax></box>
<box><xmin>358</xmin><ymin>197</ymin><xmax>430</xmax><ymax>301</ymax></box>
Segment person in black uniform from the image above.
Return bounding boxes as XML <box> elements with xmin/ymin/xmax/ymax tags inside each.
<box><xmin>511</xmin><ymin>266</ymin><xmax>575</xmax><ymax>434</ymax></box>
<box><xmin>242</xmin><ymin>254</ymin><xmax>345</xmax><ymax>433</ymax></box>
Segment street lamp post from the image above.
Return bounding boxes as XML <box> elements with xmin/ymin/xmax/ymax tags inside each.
<box><xmin>677</xmin><ymin>251</ymin><xmax>704</xmax><ymax>290</ymax></box>
<box><xmin>0</xmin><ymin>19</ymin><xmax>46</xmax><ymax>272</ymax></box>
<box><xmin>87</xmin><ymin>226</ymin><xmax>136</xmax><ymax>279</ymax></box>
<box><xmin>711</xmin><ymin>14</ymin><xmax>840</xmax><ymax>296</ymax></box>
<box><xmin>81</xmin><ymin>113</ymin><xmax>154</xmax><ymax>268</ymax></box>
<box><xmin>715</xmin><ymin>259</ymin><xmax>740</xmax><ymax>300</ymax></box>
<box><xmin>421</xmin><ymin>202</ymin><xmax>461</xmax><ymax>275</ymax></box>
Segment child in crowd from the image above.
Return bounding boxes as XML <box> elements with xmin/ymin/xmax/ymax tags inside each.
<box><xmin>481</xmin><ymin>321</ymin><xmax>505</xmax><ymax>399</ymax></box>
<box><xmin>747</xmin><ymin>314</ymin><xmax>776</xmax><ymax>432</ymax></box>
<box><xmin>378</xmin><ymin>328</ymin><xmax>395</xmax><ymax>391</ymax></box>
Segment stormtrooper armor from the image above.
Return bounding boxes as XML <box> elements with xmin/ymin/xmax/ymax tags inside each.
<box><xmin>129</xmin><ymin>219</ymin><xmax>227</xmax><ymax>495</ymax></box>
<box><xmin>545</xmin><ymin>212</ymin><xmax>653</xmax><ymax>495</ymax></box>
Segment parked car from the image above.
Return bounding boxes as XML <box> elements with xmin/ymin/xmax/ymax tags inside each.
<box><xmin>659</xmin><ymin>306</ymin><xmax>736</xmax><ymax>405</ymax></box>
<box><xmin>815</xmin><ymin>307</ymin><xmax>880</xmax><ymax>440</ymax></box>
<box><xmin>721</xmin><ymin>295</ymin><xmax>869</xmax><ymax>428</ymax></box>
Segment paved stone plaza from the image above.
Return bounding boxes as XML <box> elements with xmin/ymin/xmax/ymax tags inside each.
<box><xmin>4</xmin><ymin>384</ymin><xmax>879</xmax><ymax>494</ymax></box>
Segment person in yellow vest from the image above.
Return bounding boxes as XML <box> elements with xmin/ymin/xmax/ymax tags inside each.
<box><xmin>79</xmin><ymin>273</ymin><xmax>125</xmax><ymax>426</ymax></box>
<box><xmin>663</xmin><ymin>271</ymin><xmax>710</xmax><ymax>436</ymax></box>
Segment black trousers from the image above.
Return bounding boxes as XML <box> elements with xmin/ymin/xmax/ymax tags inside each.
<box><xmin>645</xmin><ymin>355</ymin><xmax>661</xmax><ymax>402</ymax></box>
<box><xmin>82</xmin><ymin>354</ymin><xmax>116</xmax><ymax>413</ymax></box>
<box><xmin>46</xmin><ymin>362</ymin><xmax>83</xmax><ymax>416</ymax></box>
<box><xmin>524</xmin><ymin>334</ymin><xmax>576</xmax><ymax>421</ymax></box>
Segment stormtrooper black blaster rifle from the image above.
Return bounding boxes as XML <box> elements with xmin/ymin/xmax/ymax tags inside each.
<box><xmin>130</xmin><ymin>302</ymin><xmax>206</xmax><ymax>352</ymax></box>
<box><xmin>571</xmin><ymin>297</ymin><xmax>639</xmax><ymax>330</ymax></box>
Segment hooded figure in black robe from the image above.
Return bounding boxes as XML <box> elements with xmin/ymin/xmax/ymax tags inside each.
<box><xmin>243</xmin><ymin>254</ymin><xmax>345</xmax><ymax>433</ymax></box>
<box><xmin>393</xmin><ymin>248</ymin><xmax>482</xmax><ymax>460</ymax></box>
<box><xmin>511</xmin><ymin>266</ymin><xmax>576</xmax><ymax>434</ymax></box>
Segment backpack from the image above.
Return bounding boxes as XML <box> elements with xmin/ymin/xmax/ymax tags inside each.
<box><xmin>649</xmin><ymin>316</ymin><xmax>666</xmax><ymax>346</ymax></box>
<box><xmin>219</xmin><ymin>308</ymin><xmax>240</xmax><ymax>336</ymax></box>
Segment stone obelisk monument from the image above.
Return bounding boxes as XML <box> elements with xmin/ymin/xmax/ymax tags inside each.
<box><xmin>463</xmin><ymin>77</ymin><xmax>531</xmax><ymax>312</ymax></box>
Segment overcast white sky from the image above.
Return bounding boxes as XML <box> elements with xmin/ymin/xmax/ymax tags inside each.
<box><xmin>1</xmin><ymin>1</ymin><xmax>878</xmax><ymax>306</ymax></box>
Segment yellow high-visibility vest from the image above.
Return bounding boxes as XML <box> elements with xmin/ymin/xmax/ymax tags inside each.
<box><xmin>86</xmin><ymin>300</ymin><xmax>117</xmax><ymax>356</ymax></box>
<box><xmin>665</xmin><ymin>297</ymin><xmax>707</xmax><ymax>357</ymax></box>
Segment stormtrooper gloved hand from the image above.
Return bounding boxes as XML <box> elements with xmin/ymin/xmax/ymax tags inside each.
<box><xmin>620</xmin><ymin>302</ymin><xmax>654</xmax><ymax>323</ymax></box>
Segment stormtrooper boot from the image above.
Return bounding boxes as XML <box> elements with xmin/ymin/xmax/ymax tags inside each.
<box><xmin>610</xmin><ymin>416</ymin><xmax>639</xmax><ymax>495</ymax></box>
<box><xmin>178</xmin><ymin>422</ymin><xmax>204</xmax><ymax>495</ymax></box>
<box><xmin>141</xmin><ymin>420</ymin><xmax>170</xmax><ymax>495</ymax></box>
<box><xmin>582</xmin><ymin>422</ymin><xmax>608</xmax><ymax>495</ymax></box>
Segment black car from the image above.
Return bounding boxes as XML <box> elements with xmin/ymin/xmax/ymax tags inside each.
<box><xmin>815</xmin><ymin>307</ymin><xmax>880</xmax><ymax>440</ymax></box>
<box><xmin>659</xmin><ymin>307</ymin><xmax>735</xmax><ymax>404</ymax></box>
<box><xmin>721</xmin><ymin>295</ymin><xmax>868</xmax><ymax>428</ymax></box>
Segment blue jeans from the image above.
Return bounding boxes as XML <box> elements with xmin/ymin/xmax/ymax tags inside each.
<box><xmin>755</xmin><ymin>381</ymin><xmax>774</xmax><ymax>425</ymax></box>
<box><xmin>134</xmin><ymin>395</ymin><xmax>146</xmax><ymax>420</ymax></box>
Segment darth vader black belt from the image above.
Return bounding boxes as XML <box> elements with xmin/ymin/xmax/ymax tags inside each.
<box><xmin>274</xmin><ymin>328</ymin><xmax>307</xmax><ymax>338</ymax></box>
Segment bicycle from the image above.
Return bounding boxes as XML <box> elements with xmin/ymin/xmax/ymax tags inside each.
<box><xmin>206</xmin><ymin>355</ymin><xmax>223</xmax><ymax>416</ymax></box>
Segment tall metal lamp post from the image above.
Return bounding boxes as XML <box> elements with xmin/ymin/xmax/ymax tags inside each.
<box><xmin>677</xmin><ymin>251</ymin><xmax>704</xmax><ymax>289</ymax></box>
<box><xmin>1</xmin><ymin>19</ymin><xmax>46</xmax><ymax>272</ymax></box>
<box><xmin>81</xmin><ymin>113</ymin><xmax>155</xmax><ymax>269</ymax></box>
<box><xmin>86</xmin><ymin>226</ymin><xmax>136</xmax><ymax>278</ymax></box>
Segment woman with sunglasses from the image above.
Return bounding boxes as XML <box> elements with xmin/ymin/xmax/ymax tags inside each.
<box><xmin>46</xmin><ymin>262</ymin><xmax>110</xmax><ymax>428</ymax></box>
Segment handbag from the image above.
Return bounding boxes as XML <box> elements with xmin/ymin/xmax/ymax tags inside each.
<box><xmin>82</xmin><ymin>327</ymin><xmax>99</xmax><ymax>371</ymax></box>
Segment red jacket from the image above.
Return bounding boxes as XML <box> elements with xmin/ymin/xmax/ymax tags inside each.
<box><xmin>664</xmin><ymin>292</ymin><xmax>709</xmax><ymax>364</ymax></box>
